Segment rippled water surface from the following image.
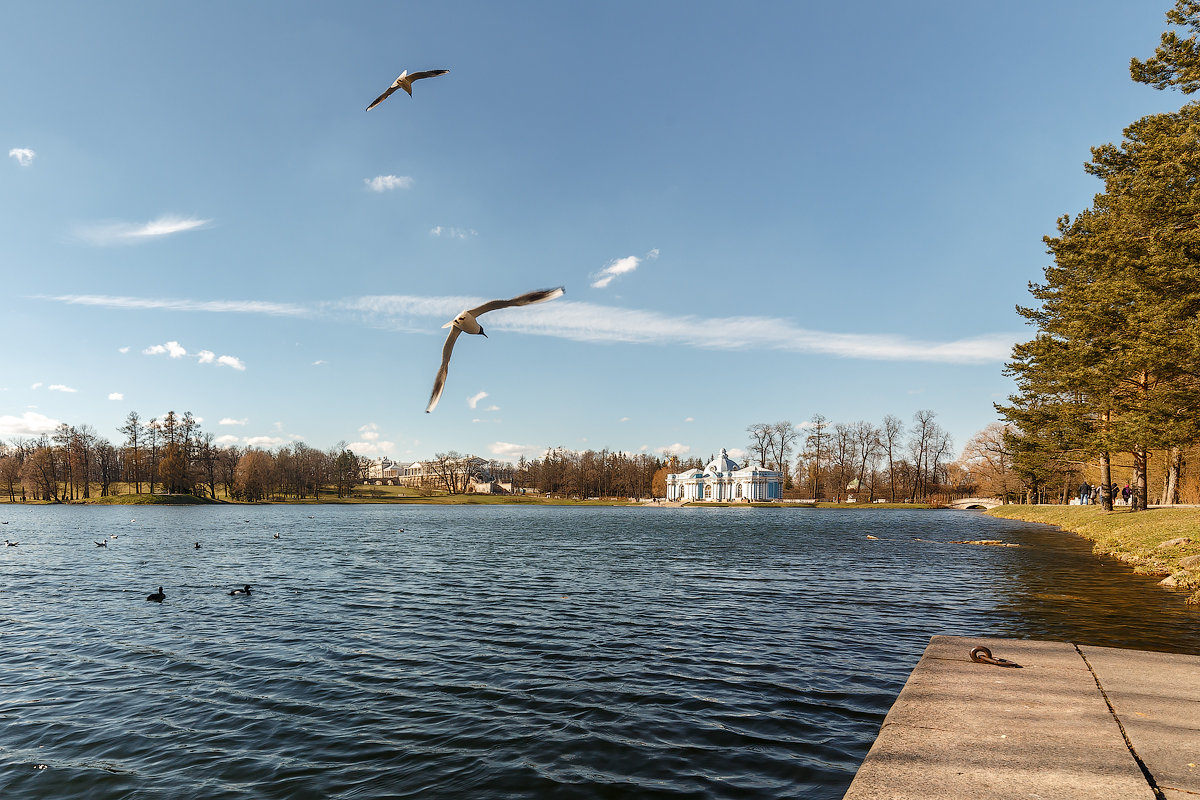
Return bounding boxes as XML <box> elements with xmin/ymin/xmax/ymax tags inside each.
<box><xmin>2</xmin><ymin>505</ymin><xmax>1198</xmax><ymax>799</ymax></box>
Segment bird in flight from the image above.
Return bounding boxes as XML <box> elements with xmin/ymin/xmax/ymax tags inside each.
<box><xmin>426</xmin><ymin>287</ymin><xmax>565</xmax><ymax>413</ymax></box>
<box><xmin>366</xmin><ymin>69</ymin><xmax>449</xmax><ymax>111</ymax></box>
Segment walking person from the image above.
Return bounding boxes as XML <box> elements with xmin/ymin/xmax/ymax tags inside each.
<box><xmin>1079</xmin><ymin>481</ymin><xmax>1091</xmax><ymax>505</ymax></box>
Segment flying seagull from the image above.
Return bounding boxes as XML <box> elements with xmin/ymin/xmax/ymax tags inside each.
<box><xmin>426</xmin><ymin>287</ymin><xmax>565</xmax><ymax>413</ymax></box>
<box><xmin>366</xmin><ymin>69</ymin><xmax>449</xmax><ymax>111</ymax></box>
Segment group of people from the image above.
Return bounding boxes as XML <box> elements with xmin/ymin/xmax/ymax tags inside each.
<box><xmin>1077</xmin><ymin>480</ymin><xmax>1133</xmax><ymax>506</ymax></box>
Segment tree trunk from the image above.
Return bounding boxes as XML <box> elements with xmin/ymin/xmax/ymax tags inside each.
<box><xmin>1099</xmin><ymin>451</ymin><xmax>1112</xmax><ymax>511</ymax></box>
<box><xmin>1163</xmin><ymin>446</ymin><xmax>1181</xmax><ymax>505</ymax></box>
<box><xmin>1131</xmin><ymin>447</ymin><xmax>1148</xmax><ymax>511</ymax></box>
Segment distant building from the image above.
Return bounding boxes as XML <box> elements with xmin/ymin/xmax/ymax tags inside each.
<box><xmin>665</xmin><ymin>448</ymin><xmax>783</xmax><ymax>502</ymax></box>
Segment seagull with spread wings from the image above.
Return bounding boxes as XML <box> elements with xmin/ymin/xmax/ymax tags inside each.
<box><xmin>366</xmin><ymin>69</ymin><xmax>449</xmax><ymax>111</ymax></box>
<box><xmin>426</xmin><ymin>287</ymin><xmax>564</xmax><ymax>413</ymax></box>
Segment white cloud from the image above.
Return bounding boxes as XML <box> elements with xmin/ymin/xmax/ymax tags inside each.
<box><xmin>9</xmin><ymin>148</ymin><xmax>35</xmax><ymax>167</ymax></box>
<box><xmin>48</xmin><ymin>384</ymin><xmax>77</xmax><ymax>393</ymax></box>
<box><xmin>429</xmin><ymin>226</ymin><xmax>477</xmax><ymax>239</ymax></box>
<box><xmin>142</xmin><ymin>341</ymin><xmax>245</xmax><ymax>370</ymax></box>
<box><xmin>118</xmin><ymin>346</ymin><xmax>130</xmax><ymax>354</ymax></box>
<box><xmin>244</xmin><ymin>435</ymin><xmax>287</xmax><ymax>448</ymax></box>
<box><xmin>144</xmin><ymin>341</ymin><xmax>188</xmax><ymax>358</ymax></box>
<box><xmin>214</xmin><ymin>434</ymin><xmax>241</xmax><ymax>445</ymax></box>
<box><xmin>108</xmin><ymin>392</ymin><xmax>124</xmax><ymax>401</ymax></box>
<box><xmin>485</xmin><ymin>405</ymin><xmax>500</xmax><ymax>412</ymax></box>
<box><xmin>684</xmin><ymin>417</ymin><xmax>694</xmax><ymax>422</ymax></box>
<box><xmin>660</xmin><ymin>443</ymin><xmax>691</xmax><ymax>456</ymax></box>
<box><xmin>219</xmin><ymin>418</ymin><xmax>248</xmax><ymax>426</ymax></box>
<box><xmin>348</xmin><ymin>439</ymin><xmax>396</xmax><ymax>456</ymax></box>
<box><xmin>365</xmin><ymin>174</ymin><xmax>413</xmax><ymax>192</ymax></box>
<box><xmin>619</xmin><ymin>416</ymin><xmax>630</xmax><ymax>422</ymax></box>
<box><xmin>726</xmin><ymin>447</ymin><xmax>747</xmax><ymax>461</ymax></box>
<box><xmin>30</xmin><ymin>382</ymin><xmax>43</xmax><ymax>390</ymax></box>
<box><xmin>38</xmin><ymin>291</ymin><xmax>1018</xmax><ymax>365</ymax></box>
<box><xmin>79</xmin><ymin>214</ymin><xmax>211</xmax><ymax>245</ymax></box>
<box><xmin>45</xmin><ymin>294</ymin><xmax>309</xmax><ymax>317</ymax></box>
<box><xmin>488</xmin><ymin>441</ymin><xmax>545</xmax><ymax>462</ymax></box>
<box><xmin>312</xmin><ymin>360</ymin><xmax>327</xmax><ymax>366</ymax></box>
<box><xmin>0</xmin><ymin>411</ymin><xmax>60</xmax><ymax>437</ymax></box>
<box><xmin>467</xmin><ymin>391</ymin><xmax>488</xmax><ymax>409</ymax></box>
<box><xmin>591</xmin><ymin>248</ymin><xmax>658</xmax><ymax>289</ymax></box>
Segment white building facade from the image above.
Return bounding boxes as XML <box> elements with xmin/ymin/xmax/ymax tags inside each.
<box><xmin>665</xmin><ymin>449</ymin><xmax>783</xmax><ymax>502</ymax></box>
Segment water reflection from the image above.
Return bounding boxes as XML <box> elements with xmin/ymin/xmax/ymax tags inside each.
<box><xmin>0</xmin><ymin>505</ymin><xmax>1196</xmax><ymax>800</ymax></box>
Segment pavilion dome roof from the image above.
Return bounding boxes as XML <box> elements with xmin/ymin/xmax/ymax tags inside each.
<box><xmin>706</xmin><ymin>448</ymin><xmax>740</xmax><ymax>474</ymax></box>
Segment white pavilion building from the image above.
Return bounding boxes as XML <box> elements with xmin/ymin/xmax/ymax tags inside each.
<box><xmin>665</xmin><ymin>449</ymin><xmax>783</xmax><ymax>502</ymax></box>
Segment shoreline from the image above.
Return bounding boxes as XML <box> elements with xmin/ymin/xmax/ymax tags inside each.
<box><xmin>0</xmin><ymin>493</ymin><xmax>935</xmax><ymax>509</ymax></box>
<box><xmin>987</xmin><ymin>505</ymin><xmax>1200</xmax><ymax>605</ymax></box>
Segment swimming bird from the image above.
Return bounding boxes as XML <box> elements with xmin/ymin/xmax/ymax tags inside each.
<box><xmin>5</xmin><ymin>539</ymin><xmax>17</xmax><ymax>546</ymax></box>
<box><xmin>365</xmin><ymin>68</ymin><xmax>449</xmax><ymax>111</ymax></box>
<box><xmin>426</xmin><ymin>287</ymin><xmax>565</xmax><ymax>413</ymax></box>
<box><xmin>273</xmin><ymin>533</ymin><xmax>280</xmax><ymax>539</ymax></box>
<box><xmin>95</xmin><ymin>540</ymin><xmax>107</xmax><ymax>547</ymax></box>
<box><xmin>229</xmin><ymin>584</ymin><xmax>252</xmax><ymax>596</ymax></box>
<box><xmin>194</xmin><ymin>542</ymin><xmax>201</xmax><ymax>549</ymax></box>
<box><xmin>146</xmin><ymin>586</ymin><xmax>165</xmax><ymax>602</ymax></box>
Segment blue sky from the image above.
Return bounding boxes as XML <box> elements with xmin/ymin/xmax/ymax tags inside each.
<box><xmin>0</xmin><ymin>1</ymin><xmax>1183</xmax><ymax>464</ymax></box>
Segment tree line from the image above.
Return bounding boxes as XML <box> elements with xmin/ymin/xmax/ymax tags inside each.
<box><xmin>744</xmin><ymin>410</ymin><xmax>958</xmax><ymax>502</ymax></box>
<box><xmin>0</xmin><ymin>410</ymin><xmax>362</xmax><ymax>503</ymax></box>
<box><xmin>998</xmin><ymin>2</ymin><xmax>1200</xmax><ymax>511</ymax></box>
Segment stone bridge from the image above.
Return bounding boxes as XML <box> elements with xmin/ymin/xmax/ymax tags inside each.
<box><xmin>948</xmin><ymin>497</ymin><xmax>1004</xmax><ymax>510</ymax></box>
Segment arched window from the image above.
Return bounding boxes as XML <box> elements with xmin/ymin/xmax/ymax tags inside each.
<box><xmin>735</xmin><ymin>483</ymin><xmax>742</xmax><ymax>498</ymax></box>
<box><xmin>704</xmin><ymin>483</ymin><xmax>712</xmax><ymax>500</ymax></box>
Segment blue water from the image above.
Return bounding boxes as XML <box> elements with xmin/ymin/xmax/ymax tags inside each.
<box><xmin>1</xmin><ymin>505</ymin><xmax>1197</xmax><ymax>799</ymax></box>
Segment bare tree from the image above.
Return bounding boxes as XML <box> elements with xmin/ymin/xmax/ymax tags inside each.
<box><xmin>881</xmin><ymin>414</ymin><xmax>905</xmax><ymax>501</ymax></box>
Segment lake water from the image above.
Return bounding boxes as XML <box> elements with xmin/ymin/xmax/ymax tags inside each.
<box><xmin>2</xmin><ymin>505</ymin><xmax>1198</xmax><ymax>799</ymax></box>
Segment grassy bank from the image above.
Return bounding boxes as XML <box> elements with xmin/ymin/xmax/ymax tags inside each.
<box><xmin>988</xmin><ymin>505</ymin><xmax>1200</xmax><ymax>604</ymax></box>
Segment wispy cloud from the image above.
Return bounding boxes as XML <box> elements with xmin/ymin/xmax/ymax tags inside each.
<box><xmin>118</xmin><ymin>346</ymin><xmax>130</xmax><ymax>354</ymax></box>
<box><xmin>214</xmin><ymin>434</ymin><xmax>241</xmax><ymax>445</ymax></box>
<box><xmin>430</xmin><ymin>226</ymin><xmax>477</xmax><ymax>239</ymax></box>
<box><xmin>591</xmin><ymin>248</ymin><xmax>658</xmax><ymax>289</ymax></box>
<box><xmin>30</xmin><ymin>382</ymin><xmax>43</xmax><ymax>390</ymax></box>
<box><xmin>143</xmin><ymin>341</ymin><xmax>246</xmax><ymax>370</ymax></box>
<box><xmin>219</xmin><ymin>418</ymin><xmax>248</xmax><ymax>426</ymax></box>
<box><xmin>42</xmin><ymin>294</ymin><xmax>308</xmax><ymax>317</ymax></box>
<box><xmin>245</xmin><ymin>435</ymin><xmax>287</xmax><ymax>448</ymax></box>
<box><xmin>0</xmin><ymin>411</ymin><xmax>59</xmax><ymax>437</ymax></box>
<box><xmin>684</xmin><ymin>416</ymin><xmax>694</xmax><ymax>423</ymax></box>
<box><xmin>108</xmin><ymin>392</ymin><xmax>124</xmax><ymax>401</ymax></box>
<box><xmin>48</xmin><ymin>384</ymin><xmax>77</xmax><ymax>393</ymax></box>
<box><xmin>467</xmin><ymin>391</ymin><xmax>488</xmax><ymax>409</ymax></box>
<box><xmin>312</xmin><ymin>360</ymin><xmax>327</xmax><ymax>366</ymax></box>
<box><xmin>365</xmin><ymin>174</ymin><xmax>413</xmax><ymax>192</ymax></box>
<box><xmin>345</xmin><ymin>295</ymin><xmax>1016</xmax><ymax>364</ymax></box>
<box><xmin>78</xmin><ymin>214</ymin><xmax>211</xmax><ymax>245</ymax></box>
<box><xmin>348</xmin><ymin>438</ymin><xmax>396</xmax><ymax>456</ymax></box>
<box><xmin>35</xmin><ymin>292</ymin><xmax>1018</xmax><ymax>365</ymax></box>
<box><xmin>8</xmin><ymin>148</ymin><xmax>35</xmax><ymax>167</ymax></box>
<box><xmin>358</xmin><ymin>423</ymin><xmax>381</xmax><ymax>442</ymax></box>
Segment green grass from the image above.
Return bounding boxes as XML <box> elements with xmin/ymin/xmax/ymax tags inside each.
<box><xmin>988</xmin><ymin>505</ymin><xmax>1200</xmax><ymax>604</ymax></box>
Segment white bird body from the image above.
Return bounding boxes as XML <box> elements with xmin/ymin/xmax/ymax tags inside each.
<box><xmin>366</xmin><ymin>68</ymin><xmax>450</xmax><ymax>111</ymax></box>
<box><xmin>426</xmin><ymin>287</ymin><xmax>564</xmax><ymax>413</ymax></box>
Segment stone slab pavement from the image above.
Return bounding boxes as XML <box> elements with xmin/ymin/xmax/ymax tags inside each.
<box><xmin>842</xmin><ymin>635</ymin><xmax>1200</xmax><ymax>799</ymax></box>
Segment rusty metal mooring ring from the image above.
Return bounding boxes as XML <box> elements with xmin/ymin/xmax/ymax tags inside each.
<box><xmin>970</xmin><ymin>646</ymin><xmax>1022</xmax><ymax>668</ymax></box>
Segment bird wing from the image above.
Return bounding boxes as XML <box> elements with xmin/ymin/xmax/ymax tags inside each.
<box><xmin>408</xmin><ymin>69</ymin><xmax>449</xmax><ymax>82</ymax></box>
<box><xmin>365</xmin><ymin>85</ymin><xmax>399</xmax><ymax>111</ymax></box>
<box><xmin>426</xmin><ymin>326</ymin><xmax>463</xmax><ymax>412</ymax></box>
<box><xmin>468</xmin><ymin>286</ymin><xmax>565</xmax><ymax>318</ymax></box>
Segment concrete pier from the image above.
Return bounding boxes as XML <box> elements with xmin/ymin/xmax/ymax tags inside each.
<box><xmin>843</xmin><ymin>635</ymin><xmax>1200</xmax><ymax>799</ymax></box>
